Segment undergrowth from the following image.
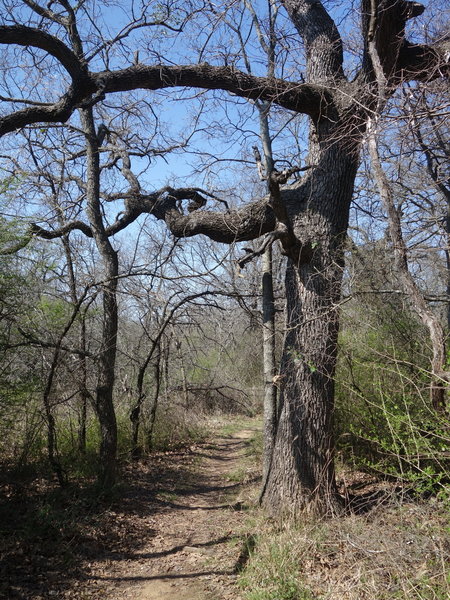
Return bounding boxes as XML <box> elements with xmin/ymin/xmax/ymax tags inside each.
<box><xmin>236</xmin><ymin>411</ymin><xmax>449</xmax><ymax>600</ymax></box>
<box><xmin>239</xmin><ymin>503</ymin><xmax>450</xmax><ymax>600</ymax></box>
<box><xmin>0</xmin><ymin>401</ymin><xmax>211</xmax><ymax>485</ymax></box>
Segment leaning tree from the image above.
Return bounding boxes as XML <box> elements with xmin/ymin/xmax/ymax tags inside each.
<box><xmin>1</xmin><ymin>0</ymin><xmax>448</xmax><ymax>513</ymax></box>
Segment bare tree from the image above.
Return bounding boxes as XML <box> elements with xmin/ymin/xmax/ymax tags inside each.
<box><xmin>368</xmin><ymin>122</ymin><xmax>448</xmax><ymax>412</ymax></box>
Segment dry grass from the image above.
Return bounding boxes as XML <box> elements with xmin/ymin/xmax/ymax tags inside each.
<box><xmin>239</xmin><ymin>499</ymin><xmax>450</xmax><ymax>600</ymax></box>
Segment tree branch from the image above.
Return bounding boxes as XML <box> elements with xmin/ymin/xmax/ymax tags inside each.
<box><xmin>30</xmin><ymin>220</ymin><xmax>93</xmax><ymax>239</ymax></box>
<box><xmin>237</xmin><ymin>231</ymin><xmax>282</xmax><ymax>269</ymax></box>
<box><xmin>29</xmin><ymin>185</ymin><xmax>277</xmax><ymax>245</ymax></box>
<box><xmin>0</xmin><ymin>26</ymin><xmax>84</xmax><ymax>78</ymax></box>
<box><xmin>151</xmin><ymin>191</ymin><xmax>277</xmax><ymax>244</ymax></box>
<box><xmin>98</xmin><ymin>63</ymin><xmax>332</xmax><ymax>119</ymax></box>
<box><xmin>22</xmin><ymin>0</ymin><xmax>67</xmax><ymax>25</ymax></box>
<box><xmin>282</xmin><ymin>0</ymin><xmax>345</xmax><ymax>83</ymax></box>
<box><xmin>397</xmin><ymin>39</ymin><xmax>450</xmax><ymax>81</ymax></box>
<box><xmin>361</xmin><ymin>1</ymin><xmax>449</xmax><ymax>83</ymax></box>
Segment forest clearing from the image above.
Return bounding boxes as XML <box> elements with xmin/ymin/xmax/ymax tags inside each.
<box><xmin>1</xmin><ymin>1</ymin><xmax>449</xmax><ymax>598</ymax></box>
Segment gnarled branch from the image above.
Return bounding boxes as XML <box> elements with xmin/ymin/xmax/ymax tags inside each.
<box><xmin>30</xmin><ymin>186</ymin><xmax>277</xmax><ymax>246</ymax></box>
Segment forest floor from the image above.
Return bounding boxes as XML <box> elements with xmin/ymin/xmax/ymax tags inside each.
<box><xmin>0</xmin><ymin>419</ymin><xmax>260</xmax><ymax>600</ymax></box>
<box><xmin>1</xmin><ymin>418</ymin><xmax>449</xmax><ymax>600</ymax></box>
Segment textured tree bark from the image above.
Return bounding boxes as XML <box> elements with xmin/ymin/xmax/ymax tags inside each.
<box><xmin>92</xmin><ymin>239</ymin><xmax>118</xmax><ymax>490</ymax></box>
<box><xmin>262</xmin><ymin>132</ymin><xmax>359</xmax><ymax>514</ymax></box>
<box><xmin>262</xmin><ymin>261</ymin><xmax>343</xmax><ymax>514</ymax></box>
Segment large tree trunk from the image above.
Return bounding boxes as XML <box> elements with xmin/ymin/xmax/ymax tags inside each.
<box><xmin>263</xmin><ymin>261</ymin><xmax>342</xmax><ymax>514</ymax></box>
<box><xmin>262</xmin><ymin>138</ymin><xmax>358</xmax><ymax>514</ymax></box>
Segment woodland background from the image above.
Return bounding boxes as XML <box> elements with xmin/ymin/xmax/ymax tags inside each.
<box><xmin>0</xmin><ymin>1</ymin><xmax>449</xmax><ymax>598</ymax></box>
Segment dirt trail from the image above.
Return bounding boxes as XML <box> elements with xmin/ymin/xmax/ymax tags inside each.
<box><xmin>88</xmin><ymin>427</ymin><xmax>258</xmax><ymax>600</ymax></box>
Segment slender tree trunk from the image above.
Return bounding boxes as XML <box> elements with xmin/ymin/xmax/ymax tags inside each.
<box><xmin>147</xmin><ymin>348</ymin><xmax>162</xmax><ymax>451</ymax></box>
<box><xmin>80</xmin><ymin>107</ymin><xmax>118</xmax><ymax>489</ymax></box>
<box><xmin>158</xmin><ymin>333</ymin><xmax>167</xmax><ymax>401</ymax></box>
<box><xmin>77</xmin><ymin>316</ymin><xmax>88</xmax><ymax>453</ymax></box>
<box><xmin>175</xmin><ymin>339</ymin><xmax>189</xmax><ymax>409</ymax></box>
<box><xmin>42</xmin><ymin>371</ymin><xmax>65</xmax><ymax>486</ymax></box>
<box><xmin>130</xmin><ymin>395</ymin><xmax>144</xmax><ymax>459</ymax></box>
<box><xmin>131</xmin><ymin>337</ymin><xmax>160</xmax><ymax>458</ymax></box>
<box><xmin>260</xmin><ymin>245</ymin><xmax>277</xmax><ymax>494</ymax></box>
<box><xmin>255</xmin><ymin>101</ymin><xmax>278</xmax><ymax>500</ymax></box>
<box><xmin>130</xmin><ymin>369</ymin><xmax>147</xmax><ymax>458</ymax></box>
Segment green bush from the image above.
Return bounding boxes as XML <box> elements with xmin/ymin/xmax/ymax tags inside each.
<box><xmin>335</xmin><ymin>296</ymin><xmax>450</xmax><ymax>497</ymax></box>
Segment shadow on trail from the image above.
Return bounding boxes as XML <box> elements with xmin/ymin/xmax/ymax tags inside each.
<box><xmin>98</xmin><ymin>533</ymin><xmax>234</xmax><ymax>562</ymax></box>
<box><xmin>152</xmin><ymin>479</ymin><xmax>260</xmax><ymax>512</ymax></box>
<box><xmin>90</xmin><ymin>569</ymin><xmax>232</xmax><ymax>583</ymax></box>
<box><xmin>0</xmin><ymin>434</ymin><xmax>255</xmax><ymax>599</ymax></box>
